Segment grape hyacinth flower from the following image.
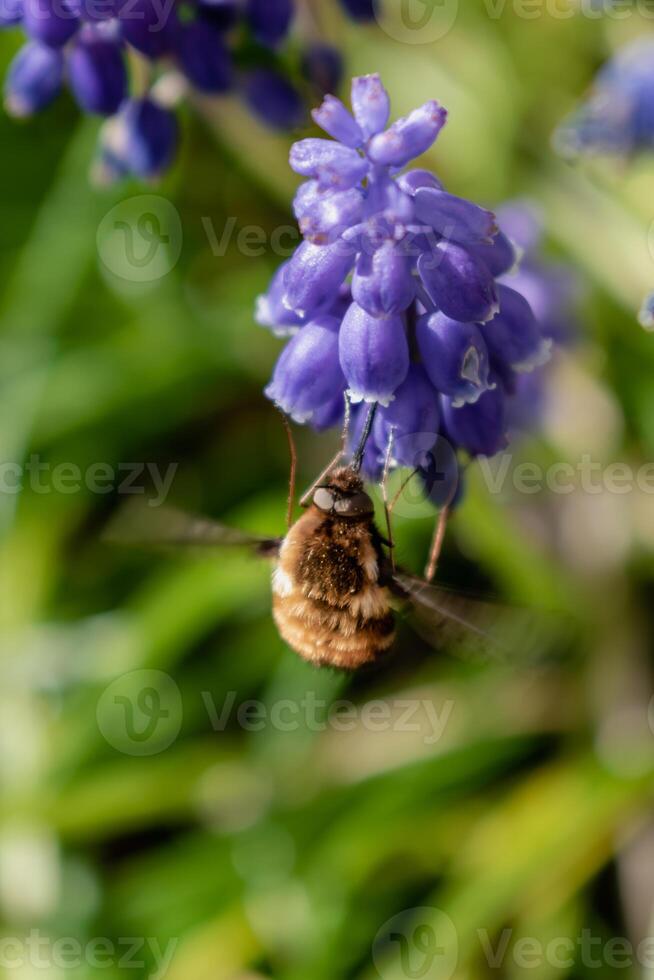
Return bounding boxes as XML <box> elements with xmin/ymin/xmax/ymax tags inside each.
<box><xmin>0</xmin><ymin>0</ymin><xmax>365</xmax><ymax>180</ymax></box>
<box><xmin>554</xmin><ymin>38</ymin><xmax>654</xmax><ymax>158</ymax></box>
<box><xmin>261</xmin><ymin>74</ymin><xmax>554</xmax><ymax>502</ymax></box>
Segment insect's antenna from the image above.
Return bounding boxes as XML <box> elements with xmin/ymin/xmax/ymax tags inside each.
<box><xmin>381</xmin><ymin>427</ymin><xmax>396</xmax><ymax>570</ymax></box>
<box><xmin>424</xmin><ymin>505</ymin><xmax>449</xmax><ymax>583</ymax></box>
<box><xmin>276</xmin><ymin>408</ymin><xmax>297</xmax><ymax>529</ymax></box>
<box><xmin>351</xmin><ymin>401</ymin><xmax>378</xmax><ymax>473</ymax></box>
<box><xmin>298</xmin><ymin>391</ymin><xmax>352</xmax><ymax>508</ymax></box>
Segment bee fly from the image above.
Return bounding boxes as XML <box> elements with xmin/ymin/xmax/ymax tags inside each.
<box><xmin>272</xmin><ymin>462</ymin><xmax>397</xmax><ymax>669</ymax></box>
<box><xmin>106</xmin><ymin>404</ymin><xmax>548</xmax><ymax>670</ymax></box>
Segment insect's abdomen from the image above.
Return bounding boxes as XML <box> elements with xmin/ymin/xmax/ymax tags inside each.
<box><xmin>271</xmin><ymin>510</ymin><xmax>395</xmax><ymax>670</ymax></box>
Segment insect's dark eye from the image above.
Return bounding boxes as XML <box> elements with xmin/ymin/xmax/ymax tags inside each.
<box><xmin>333</xmin><ymin>492</ymin><xmax>374</xmax><ymax>517</ymax></box>
<box><xmin>313</xmin><ymin>487</ymin><xmax>335</xmax><ymax>512</ymax></box>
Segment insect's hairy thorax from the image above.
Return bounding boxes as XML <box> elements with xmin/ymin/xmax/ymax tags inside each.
<box><xmin>271</xmin><ymin>506</ymin><xmax>396</xmax><ymax>670</ymax></box>
<box><xmin>296</xmin><ymin>512</ymin><xmax>378</xmax><ymax>604</ymax></box>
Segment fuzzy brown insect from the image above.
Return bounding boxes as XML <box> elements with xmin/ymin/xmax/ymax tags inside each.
<box><xmin>105</xmin><ymin>410</ymin><xmax>554</xmax><ymax>670</ymax></box>
<box><xmin>106</xmin><ymin>469</ymin><xmax>549</xmax><ymax>671</ymax></box>
<box><xmin>271</xmin><ymin>465</ymin><xmax>396</xmax><ymax>669</ymax></box>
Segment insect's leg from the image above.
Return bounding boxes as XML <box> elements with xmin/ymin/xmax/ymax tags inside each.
<box><xmin>424</xmin><ymin>505</ymin><xmax>449</xmax><ymax>583</ymax></box>
<box><xmin>388</xmin><ymin>467</ymin><xmax>419</xmax><ymax>517</ymax></box>
<box><xmin>299</xmin><ymin>392</ymin><xmax>351</xmax><ymax>508</ymax></box>
<box><xmin>351</xmin><ymin>401</ymin><xmax>378</xmax><ymax>473</ymax></box>
<box><xmin>381</xmin><ymin>428</ymin><xmax>396</xmax><ymax>569</ymax></box>
<box><xmin>340</xmin><ymin>390</ymin><xmax>352</xmax><ymax>453</ymax></box>
<box><xmin>276</xmin><ymin>408</ymin><xmax>297</xmax><ymax>529</ymax></box>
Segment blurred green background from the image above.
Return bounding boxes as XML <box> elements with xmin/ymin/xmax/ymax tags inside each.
<box><xmin>2</xmin><ymin>2</ymin><xmax>654</xmax><ymax>979</ymax></box>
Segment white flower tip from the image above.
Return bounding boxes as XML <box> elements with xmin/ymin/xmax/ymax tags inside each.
<box><xmin>255</xmin><ymin>295</ymin><xmax>273</xmax><ymax>327</ymax></box>
<box><xmin>638</xmin><ymin>298</ymin><xmax>654</xmax><ymax>331</ymax></box>
<box><xmin>282</xmin><ymin>295</ymin><xmax>305</xmax><ymax>319</ymax></box>
<box><xmin>480</xmin><ymin>299</ymin><xmax>501</xmax><ymax>324</ymax></box>
<box><xmin>4</xmin><ymin>95</ymin><xmax>32</xmax><ymax>118</ymax></box>
<box><xmin>264</xmin><ymin>390</ymin><xmax>312</xmax><ymax>425</ymax></box>
<box><xmin>347</xmin><ymin>387</ymin><xmax>394</xmax><ymax>408</ymax></box>
<box><xmin>290</xmin><ymin>410</ymin><xmax>313</xmax><ymax>424</ymax></box>
<box><xmin>512</xmin><ymin>239</ymin><xmax>525</xmax><ymax>266</ymax></box>
<box><xmin>151</xmin><ymin>70</ymin><xmax>188</xmax><ymax>108</ymax></box>
<box><xmin>376</xmin><ymin>394</ymin><xmax>395</xmax><ymax>408</ymax></box>
<box><xmin>451</xmin><ymin>385</ymin><xmax>488</xmax><ymax>409</ymax></box>
<box><xmin>513</xmin><ymin>337</ymin><xmax>553</xmax><ymax>373</ymax></box>
<box><xmin>460</xmin><ymin>345</ymin><xmax>483</xmax><ymax>387</ymax></box>
<box><xmin>89</xmin><ymin>159</ymin><xmax>119</xmax><ymax>188</ymax></box>
<box><xmin>504</xmin><ymin>239</ymin><xmax>525</xmax><ymax>276</ymax></box>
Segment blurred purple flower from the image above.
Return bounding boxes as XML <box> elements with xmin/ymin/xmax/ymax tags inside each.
<box><xmin>4</xmin><ymin>40</ymin><xmax>63</xmax><ymax>115</ymax></box>
<box><xmin>301</xmin><ymin>43</ymin><xmax>343</xmax><ymax>98</ymax></box>
<box><xmin>555</xmin><ymin>38</ymin><xmax>654</xmax><ymax>158</ymax></box>
<box><xmin>67</xmin><ymin>31</ymin><xmax>127</xmax><ymax>114</ymax></box>
<box><xmin>337</xmin><ymin>0</ymin><xmax>375</xmax><ymax>21</ymax></box>
<box><xmin>173</xmin><ymin>19</ymin><xmax>231</xmax><ymax>94</ymax></box>
<box><xmin>243</xmin><ymin>68</ymin><xmax>305</xmax><ymax>131</ymax></box>
<box><xmin>94</xmin><ymin>95</ymin><xmax>177</xmax><ymax>180</ymax></box>
<box><xmin>246</xmin><ymin>0</ymin><xmax>293</xmax><ymax>47</ymax></box>
<box><xmin>0</xmin><ymin>0</ymin><xmax>376</xmax><ymax>180</ymax></box>
<box><xmin>638</xmin><ymin>291</ymin><xmax>654</xmax><ymax>331</ymax></box>
<box><xmin>497</xmin><ymin>199</ymin><xmax>582</xmax><ymax>347</ymax></box>
<box><xmin>496</xmin><ymin>199</ymin><xmax>584</xmax><ymax>435</ymax></box>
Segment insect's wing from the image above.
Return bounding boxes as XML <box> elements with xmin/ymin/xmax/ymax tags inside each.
<box><xmin>103</xmin><ymin>500</ymin><xmax>281</xmax><ymax>557</ymax></box>
<box><xmin>391</xmin><ymin>571</ymin><xmax>560</xmax><ymax>665</ymax></box>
